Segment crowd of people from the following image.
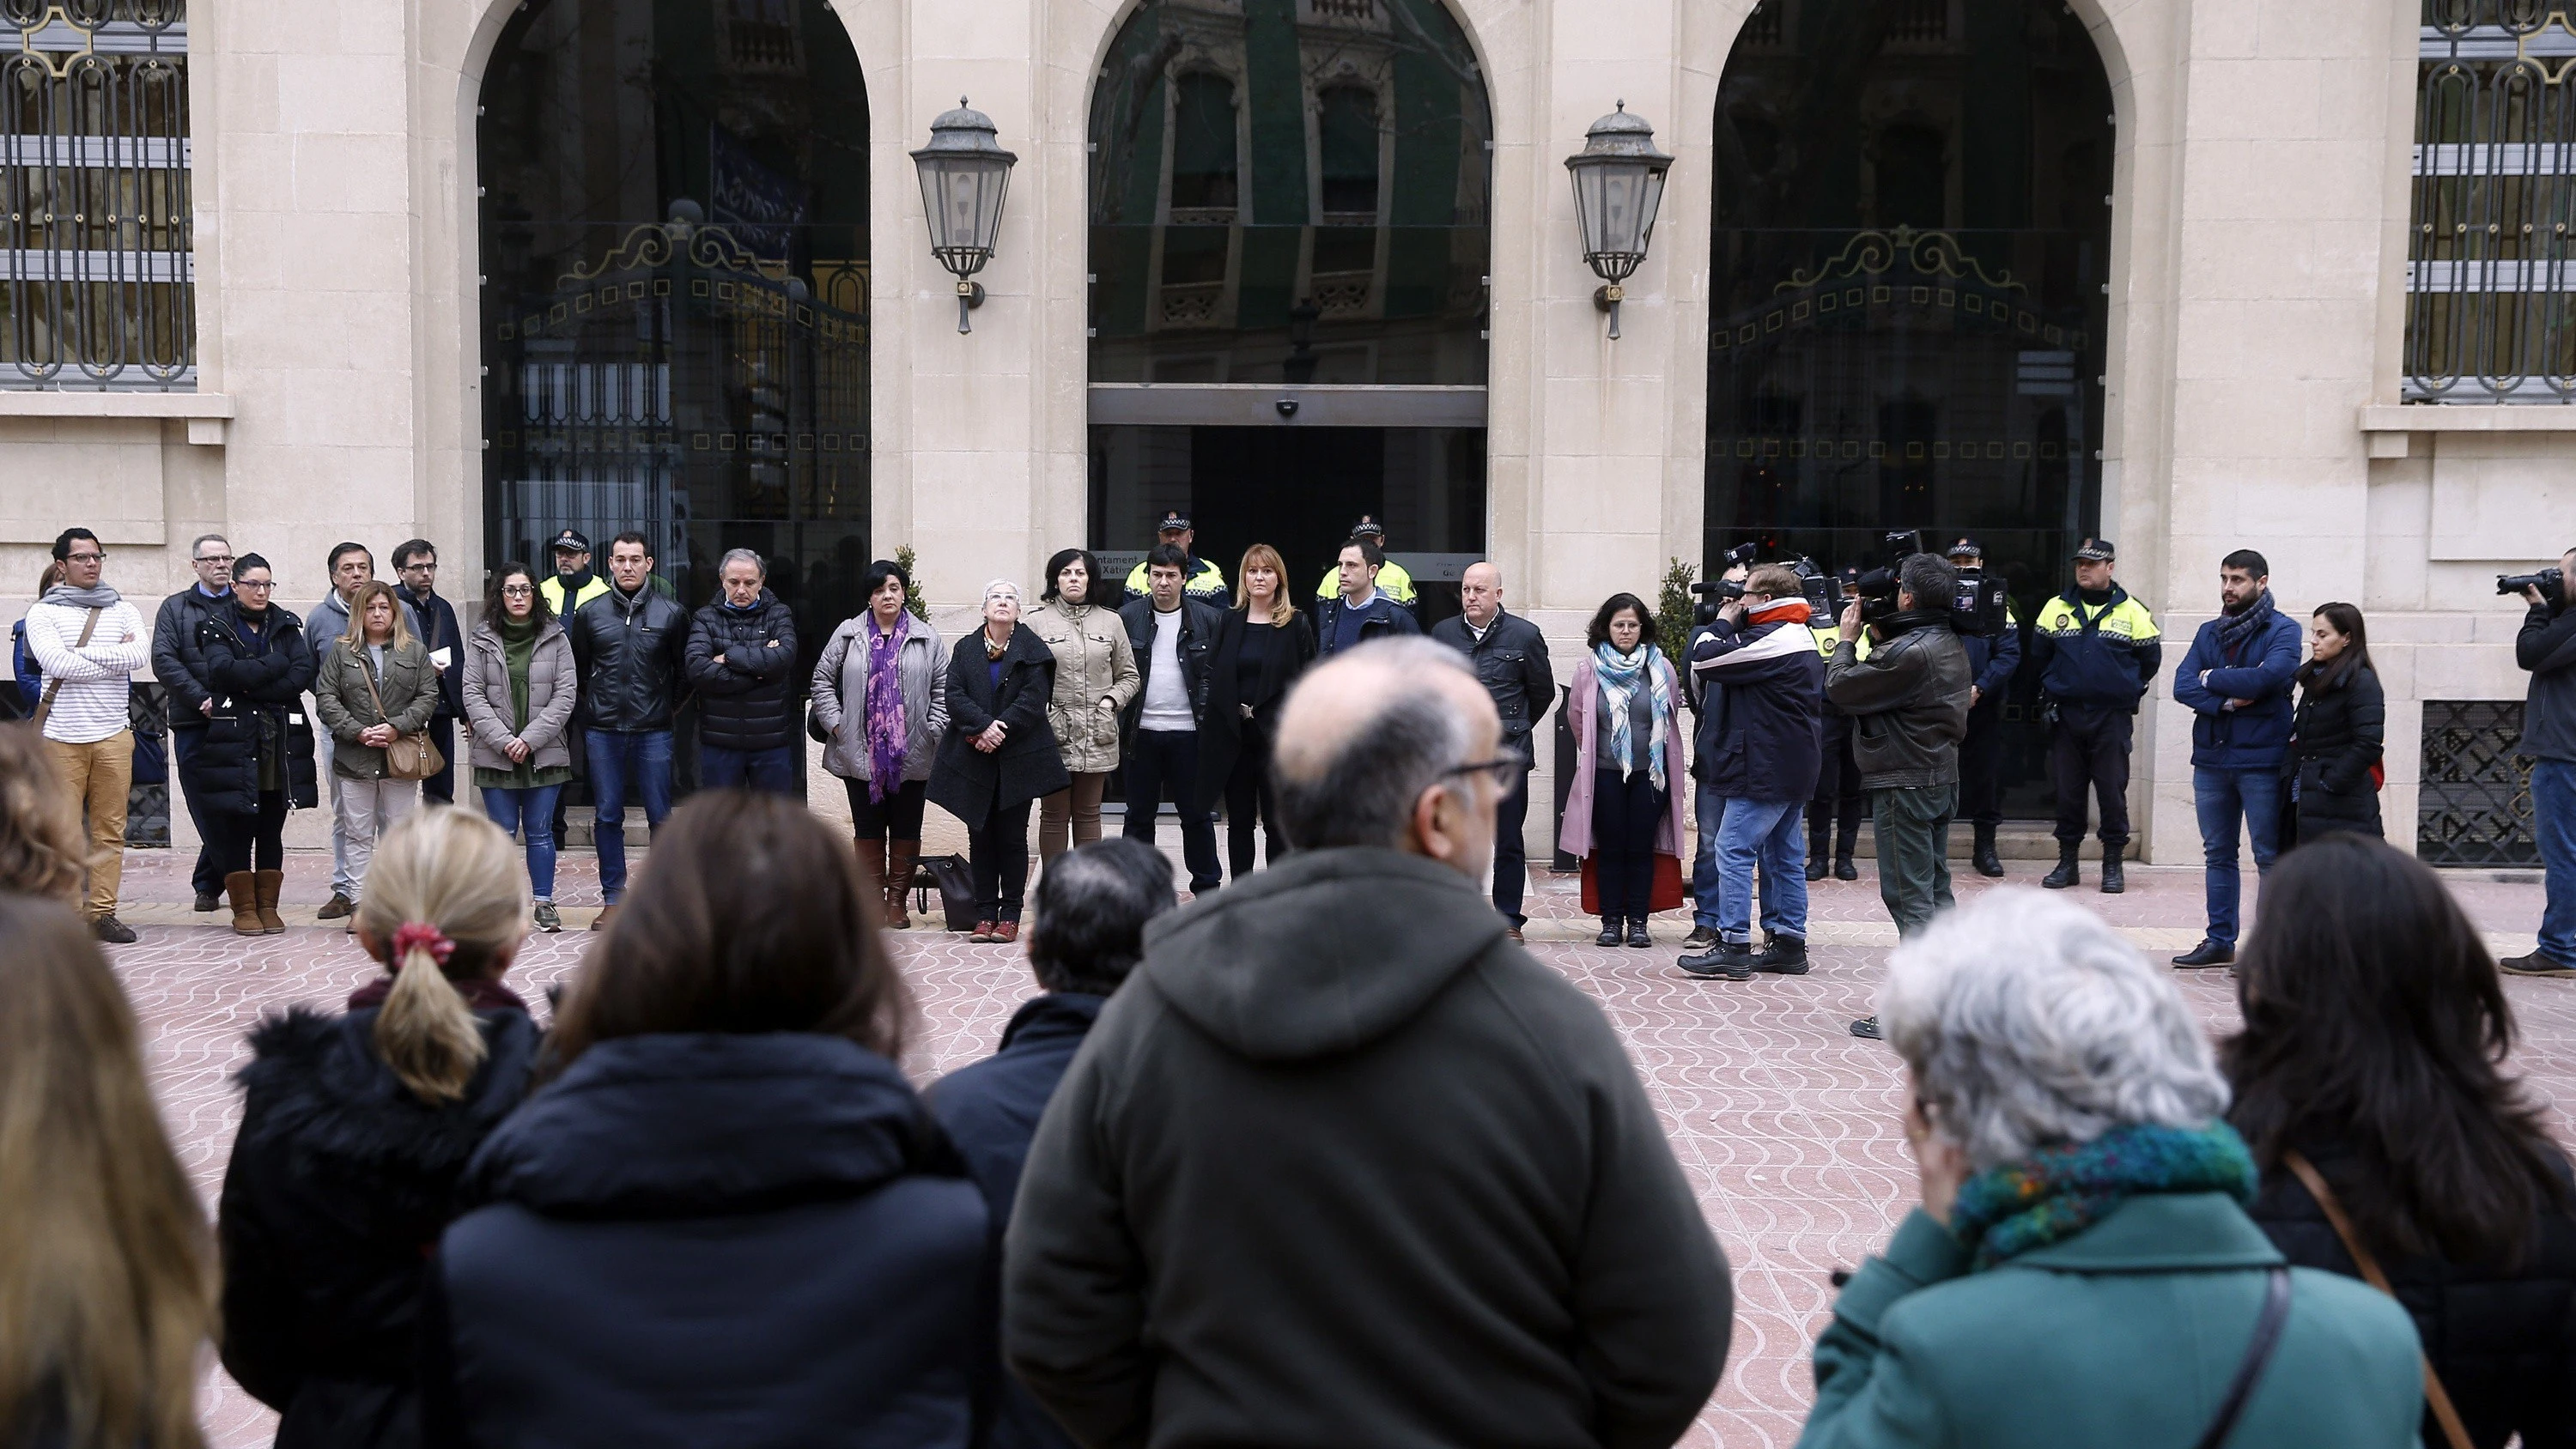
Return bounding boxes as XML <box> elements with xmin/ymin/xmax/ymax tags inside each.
<box><xmin>2</xmin><ymin>627</ymin><xmax>2573</xmax><ymax>1448</ymax></box>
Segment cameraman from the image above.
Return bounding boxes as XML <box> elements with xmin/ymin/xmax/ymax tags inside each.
<box><xmin>1677</xmin><ymin>564</ymin><xmax>1826</xmax><ymax>979</ymax></box>
<box><xmin>2506</xmin><ymin>547</ymin><xmax>2576</xmax><ymax>977</ymax></box>
<box><xmin>1826</xmin><ymin>553</ymin><xmax>1972</xmax><ymax>1040</ymax></box>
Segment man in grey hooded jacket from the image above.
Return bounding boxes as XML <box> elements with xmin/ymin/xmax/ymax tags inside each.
<box><xmin>1004</xmin><ymin>636</ymin><xmax>1731</xmax><ymax>1449</ymax></box>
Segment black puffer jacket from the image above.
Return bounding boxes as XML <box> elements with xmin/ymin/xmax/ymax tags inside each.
<box><xmin>219</xmin><ymin>996</ymin><xmax>540</xmax><ymax>1449</ymax></box>
<box><xmin>928</xmin><ymin>625</ymin><xmax>1068</xmax><ymax>822</ymax></box>
<box><xmin>2247</xmin><ymin>1139</ymin><xmax>2576</xmax><ymax>1449</ymax></box>
<box><xmin>684</xmin><ymin>590</ymin><xmax>801</xmax><ymax>752</ymax></box>
<box><xmin>153</xmin><ymin>584</ymin><xmax>232</xmax><ymax>720</ymax></box>
<box><xmin>2289</xmin><ymin>664</ymin><xmax>2385</xmax><ymax>838</ymax></box>
<box><xmin>422</xmin><ymin>1034</ymin><xmax>990</xmax><ymax>1449</ymax></box>
<box><xmin>567</xmin><ymin>581</ymin><xmax>690</xmax><ymax>732</ymax></box>
<box><xmin>189</xmin><ymin>603</ymin><xmax>319</xmax><ymax>815</ymax></box>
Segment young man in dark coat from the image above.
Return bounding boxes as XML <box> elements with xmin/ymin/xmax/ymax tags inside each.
<box><xmin>1005</xmin><ymin>637</ymin><xmax>1731</xmax><ymax>1449</ymax></box>
<box><xmin>1309</xmin><ymin>536</ymin><xmax>1420</xmax><ymax>658</ymax></box>
<box><xmin>1118</xmin><ymin>545</ymin><xmax>1226</xmax><ymax>893</ymax></box>
<box><xmin>684</xmin><ymin>547</ymin><xmax>803</xmax><ymax>797</ymax></box>
<box><xmin>563</xmin><ymin>531</ymin><xmax>691</xmax><ymax>925</ymax></box>
<box><xmin>930</xmin><ymin>837</ymin><xmax>1174</xmax><ymax>1449</ymax></box>
<box><xmin>2169</xmin><ymin>548</ymin><xmax>2304</xmax><ymax>967</ymax></box>
<box><xmin>391</xmin><ymin>539</ymin><xmax>465</xmax><ymax>804</ymax></box>
<box><xmin>1679</xmin><ymin>563</ymin><xmax>1826</xmax><ymax>979</ymax></box>
<box><xmin>154</xmin><ymin>531</ymin><xmax>237</xmax><ymax>910</ymax></box>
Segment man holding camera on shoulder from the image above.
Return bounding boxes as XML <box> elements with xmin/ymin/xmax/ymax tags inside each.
<box><xmin>1678</xmin><ymin>564</ymin><xmax>1826</xmax><ymax>980</ymax></box>
<box><xmin>2506</xmin><ymin>547</ymin><xmax>2576</xmax><ymax>977</ymax></box>
<box><xmin>1826</xmin><ymin>553</ymin><xmax>1972</xmax><ymax>1039</ymax></box>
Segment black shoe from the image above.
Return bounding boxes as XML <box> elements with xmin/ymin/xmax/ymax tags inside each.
<box><xmin>1753</xmin><ymin>935</ymin><xmax>1810</xmax><ymax>974</ymax></box>
<box><xmin>1596</xmin><ymin>918</ymin><xmax>1624</xmax><ymax>948</ymax></box>
<box><xmin>1679</xmin><ymin>939</ymin><xmax>1755</xmax><ymax>980</ymax></box>
<box><xmin>2500</xmin><ymin>950</ymin><xmax>2576</xmax><ymax>978</ymax></box>
<box><xmin>1681</xmin><ymin>925</ymin><xmax>1719</xmax><ymax>952</ymax></box>
<box><xmin>1626</xmin><ymin>922</ymin><xmax>1653</xmax><ymax>949</ymax></box>
<box><xmin>1805</xmin><ymin>857</ymin><xmax>1828</xmax><ymax>882</ymax></box>
<box><xmin>2172</xmin><ymin>939</ymin><xmax>2235</xmax><ymax>968</ymax></box>
<box><xmin>1972</xmin><ymin>825</ymin><xmax>2004</xmax><ymax>878</ymax></box>
<box><xmin>90</xmin><ymin>915</ymin><xmax>137</xmax><ymax>945</ymax></box>
<box><xmin>2099</xmin><ymin>852</ymin><xmax>2125</xmax><ymax>894</ymax></box>
<box><xmin>2041</xmin><ymin>847</ymin><xmax>2080</xmax><ymax>890</ymax></box>
<box><xmin>193</xmin><ymin>889</ymin><xmax>222</xmax><ymax>912</ymax></box>
<box><xmin>1833</xmin><ymin>856</ymin><xmax>1859</xmax><ymax>882</ymax></box>
<box><xmin>1850</xmin><ymin>1016</ymin><xmax>1882</xmax><ymax>1040</ymax></box>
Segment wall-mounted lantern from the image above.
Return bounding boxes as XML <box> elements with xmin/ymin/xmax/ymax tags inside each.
<box><xmin>910</xmin><ymin>98</ymin><xmax>1018</xmax><ymax>334</ymax></box>
<box><xmin>1564</xmin><ymin>101</ymin><xmax>1672</xmax><ymax>341</ymax></box>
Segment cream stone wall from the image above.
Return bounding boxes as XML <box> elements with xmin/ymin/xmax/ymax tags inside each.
<box><xmin>8</xmin><ymin>0</ymin><xmax>2575</xmax><ymax>869</ymax></box>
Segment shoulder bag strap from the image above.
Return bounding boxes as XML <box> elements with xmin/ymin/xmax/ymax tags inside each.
<box><xmin>32</xmin><ymin>606</ymin><xmax>103</xmax><ymax>731</ymax></box>
<box><xmin>2284</xmin><ymin>1151</ymin><xmax>2475</xmax><ymax>1449</ymax></box>
<box><xmin>358</xmin><ymin>646</ymin><xmax>393</xmax><ymax>726</ymax></box>
<box><xmin>2190</xmin><ymin>1264</ymin><xmax>2292</xmax><ymax>1449</ymax></box>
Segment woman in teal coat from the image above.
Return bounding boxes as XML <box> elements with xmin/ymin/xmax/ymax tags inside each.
<box><xmin>1797</xmin><ymin>887</ymin><xmax>2424</xmax><ymax>1449</ymax></box>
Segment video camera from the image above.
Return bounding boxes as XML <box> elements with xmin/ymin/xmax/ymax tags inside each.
<box><xmin>2500</xmin><ymin>567</ymin><xmax>2567</xmax><ymax>611</ymax></box>
<box><xmin>1692</xmin><ymin>543</ymin><xmax>1835</xmax><ymax>624</ymax></box>
<box><xmin>1851</xmin><ymin>530</ymin><xmax>2011</xmax><ymax>636</ymax></box>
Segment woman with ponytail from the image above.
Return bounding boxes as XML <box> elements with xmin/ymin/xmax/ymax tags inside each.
<box><xmin>218</xmin><ymin>806</ymin><xmax>540</xmax><ymax>1447</ymax></box>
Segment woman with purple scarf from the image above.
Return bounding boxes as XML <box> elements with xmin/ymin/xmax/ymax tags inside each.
<box><xmin>812</xmin><ymin>559</ymin><xmax>949</xmax><ymax>926</ymax></box>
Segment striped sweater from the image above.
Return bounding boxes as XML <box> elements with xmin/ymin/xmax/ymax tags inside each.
<box><xmin>24</xmin><ymin>597</ymin><xmax>148</xmax><ymax>743</ymax></box>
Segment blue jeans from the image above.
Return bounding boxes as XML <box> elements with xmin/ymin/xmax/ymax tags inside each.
<box><xmin>480</xmin><ymin>782</ymin><xmax>565</xmax><ymax>900</ymax></box>
<box><xmin>585</xmin><ymin>729</ymin><xmax>673</xmax><ymax>902</ymax></box>
<box><xmin>1692</xmin><ymin>780</ymin><xmax>1725</xmax><ymax>930</ymax></box>
<box><xmin>1714</xmin><ymin>796</ymin><xmax>1808</xmax><ymax>943</ymax></box>
<box><xmin>701</xmin><ymin>743</ymin><xmax>799</xmax><ymax>797</ymax></box>
<box><xmin>2192</xmin><ymin>766</ymin><xmax>2283</xmax><ymax>947</ymax></box>
<box><xmin>2535</xmin><ymin>759</ymin><xmax>2576</xmax><ymax>962</ymax></box>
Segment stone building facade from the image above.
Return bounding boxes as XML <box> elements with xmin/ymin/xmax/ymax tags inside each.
<box><xmin>2</xmin><ymin>0</ymin><xmax>2568</xmax><ymax>864</ymax></box>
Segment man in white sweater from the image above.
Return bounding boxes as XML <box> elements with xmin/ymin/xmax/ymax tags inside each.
<box><xmin>24</xmin><ymin>528</ymin><xmax>149</xmax><ymax>942</ymax></box>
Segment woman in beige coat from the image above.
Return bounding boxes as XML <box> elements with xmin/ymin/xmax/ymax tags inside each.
<box><xmin>1023</xmin><ymin>547</ymin><xmax>1139</xmax><ymax>865</ymax></box>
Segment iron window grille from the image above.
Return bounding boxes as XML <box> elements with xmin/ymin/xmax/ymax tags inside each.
<box><xmin>2417</xmin><ymin>699</ymin><xmax>2538</xmax><ymax>866</ymax></box>
<box><xmin>2</xmin><ymin>0</ymin><xmax>192</xmax><ymax>391</ymax></box>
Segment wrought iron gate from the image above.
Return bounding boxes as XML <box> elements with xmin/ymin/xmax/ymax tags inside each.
<box><xmin>2417</xmin><ymin>699</ymin><xmax>2538</xmax><ymax>865</ymax></box>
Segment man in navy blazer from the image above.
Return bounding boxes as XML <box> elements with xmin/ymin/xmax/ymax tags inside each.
<box><xmin>2169</xmin><ymin>548</ymin><xmax>2304</xmax><ymax>967</ymax></box>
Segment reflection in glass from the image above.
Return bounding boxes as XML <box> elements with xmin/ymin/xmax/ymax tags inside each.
<box><xmin>477</xmin><ymin>0</ymin><xmax>871</xmax><ymax>658</ymax></box>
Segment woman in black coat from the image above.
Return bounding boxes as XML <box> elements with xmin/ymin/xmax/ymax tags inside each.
<box><xmin>1194</xmin><ymin>544</ymin><xmax>1315</xmax><ymax>877</ymax></box>
<box><xmin>2227</xmin><ymin>836</ymin><xmax>2576</xmax><ymax>1449</ymax></box>
<box><xmin>927</xmin><ymin>579</ymin><xmax>1068</xmax><ymax>941</ymax></box>
<box><xmin>188</xmin><ymin>554</ymin><xmax>319</xmax><ymax>935</ymax></box>
<box><xmin>220</xmin><ymin>808</ymin><xmax>539</xmax><ymax>1449</ymax></box>
<box><xmin>421</xmin><ymin>793</ymin><xmax>987</xmax><ymax>1449</ymax></box>
<box><xmin>2285</xmin><ymin>600</ymin><xmax>2385</xmax><ymax>841</ymax></box>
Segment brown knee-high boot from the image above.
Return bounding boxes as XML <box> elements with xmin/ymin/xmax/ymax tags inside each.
<box><xmin>854</xmin><ymin>840</ymin><xmax>889</xmax><ymax>924</ymax></box>
<box><xmin>884</xmin><ymin>840</ymin><xmax>918</xmax><ymax>929</ymax></box>
<box><xmin>225</xmin><ymin>871</ymin><xmax>262</xmax><ymax>937</ymax></box>
<box><xmin>253</xmin><ymin>869</ymin><xmax>287</xmax><ymax>934</ymax></box>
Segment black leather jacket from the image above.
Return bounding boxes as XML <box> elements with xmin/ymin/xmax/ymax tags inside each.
<box><xmin>567</xmin><ymin>582</ymin><xmax>690</xmax><ymax>732</ymax></box>
<box><xmin>1430</xmin><ymin>609</ymin><xmax>1555</xmax><ymax>758</ymax></box>
<box><xmin>1119</xmin><ymin>596</ymin><xmax>1224</xmax><ymax>736</ymax></box>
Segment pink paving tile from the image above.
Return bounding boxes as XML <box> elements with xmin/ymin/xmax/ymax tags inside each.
<box><xmin>92</xmin><ymin>846</ymin><xmax>2576</xmax><ymax>1447</ymax></box>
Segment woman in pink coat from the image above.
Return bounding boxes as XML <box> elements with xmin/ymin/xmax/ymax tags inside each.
<box><xmin>1562</xmin><ymin>592</ymin><xmax>1687</xmax><ymax>948</ymax></box>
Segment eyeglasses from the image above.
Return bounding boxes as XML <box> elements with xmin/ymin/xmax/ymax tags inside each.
<box><xmin>64</xmin><ymin>551</ymin><xmax>105</xmax><ymax>564</ymax></box>
<box><xmin>401</xmin><ymin>561</ymin><xmax>437</xmax><ymax>572</ymax></box>
<box><xmin>195</xmin><ymin>553</ymin><xmax>233</xmax><ymax>564</ymax></box>
<box><xmin>235</xmin><ymin>579</ymin><xmax>275</xmax><ymax>591</ymax></box>
<box><xmin>1439</xmin><ymin>757</ymin><xmax>1522</xmax><ymax>787</ymax></box>
<box><xmin>500</xmin><ymin>584</ymin><xmax>535</xmax><ymax>597</ymax></box>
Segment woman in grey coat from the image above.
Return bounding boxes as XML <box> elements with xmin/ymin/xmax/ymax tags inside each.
<box><xmin>812</xmin><ymin>558</ymin><xmax>950</xmax><ymax>927</ymax></box>
<box><xmin>462</xmin><ymin>561</ymin><xmax>580</xmax><ymax>931</ymax></box>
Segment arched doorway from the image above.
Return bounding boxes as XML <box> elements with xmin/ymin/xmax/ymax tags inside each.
<box><xmin>1085</xmin><ymin>0</ymin><xmax>1491</xmax><ymax>621</ymax></box>
<box><xmin>1707</xmin><ymin>0</ymin><xmax>2113</xmax><ymax>815</ymax></box>
<box><xmin>477</xmin><ymin>0</ymin><xmax>870</xmax><ymax>655</ymax></box>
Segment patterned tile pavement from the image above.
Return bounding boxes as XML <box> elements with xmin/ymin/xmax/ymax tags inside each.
<box><xmin>96</xmin><ymin>843</ymin><xmax>2576</xmax><ymax>1449</ymax></box>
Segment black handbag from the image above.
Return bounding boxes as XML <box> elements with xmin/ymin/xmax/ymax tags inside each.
<box><xmin>920</xmin><ymin>852</ymin><xmax>976</xmax><ymax>932</ymax></box>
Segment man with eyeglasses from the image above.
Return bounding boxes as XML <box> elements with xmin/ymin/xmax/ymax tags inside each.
<box><xmin>391</xmin><ymin>538</ymin><xmax>465</xmax><ymax>804</ymax></box>
<box><xmin>26</xmin><ymin>528</ymin><xmax>149</xmax><ymax>943</ymax></box>
<box><xmin>154</xmin><ymin>533</ymin><xmax>238</xmax><ymax>912</ymax></box>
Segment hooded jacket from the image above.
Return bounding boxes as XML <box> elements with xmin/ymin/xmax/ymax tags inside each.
<box><xmin>190</xmin><ymin>602</ymin><xmax>320</xmax><ymax>815</ymax></box>
<box><xmin>1004</xmin><ymin>848</ymin><xmax>1733</xmax><ymax>1449</ymax></box>
<box><xmin>423</xmin><ymin>1034</ymin><xmax>989</xmax><ymax>1449</ymax></box>
<box><xmin>219</xmin><ymin>1001</ymin><xmax>539</xmax><ymax>1449</ymax></box>
<box><xmin>684</xmin><ymin>589</ymin><xmax>802</xmax><ymax>753</ymax></box>
<box><xmin>1825</xmin><ymin>614</ymin><xmax>1972</xmax><ymax>791</ymax></box>
<box><xmin>1688</xmin><ymin>604</ymin><xmax>1826</xmax><ymax>802</ymax></box>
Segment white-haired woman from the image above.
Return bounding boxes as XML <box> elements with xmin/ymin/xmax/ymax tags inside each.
<box><xmin>1799</xmin><ymin>888</ymin><xmax>2424</xmax><ymax>1449</ymax></box>
<box><xmin>927</xmin><ymin>580</ymin><xmax>1067</xmax><ymax>943</ymax></box>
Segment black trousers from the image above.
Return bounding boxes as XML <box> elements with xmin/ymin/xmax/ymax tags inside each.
<box><xmin>845</xmin><ymin>777</ymin><xmax>927</xmax><ymax>842</ymax></box>
<box><xmin>1493</xmin><ymin>760</ymin><xmax>1532</xmax><ymax>925</ymax></box>
<box><xmin>205</xmin><ymin>791</ymin><xmax>289</xmax><ymax>876</ymax></box>
<box><xmin>1123</xmin><ymin>729</ymin><xmax>1222</xmax><ymax>892</ymax></box>
<box><xmin>422</xmin><ymin>713</ymin><xmax>456</xmax><ymax>804</ymax></box>
<box><xmin>969</xmin><ymin>794</ymin><xmax>1035</xmax><ymax>921</ymax></box>
<box><xmin>1590</xmin><ymin>767</ymin><xmax>1663</xmax><ymax>921</ymax></box>
<box><xmin>1221</xmin><ymin>720</ymin><xmax>1287</xmax><ymax>877</ymax></box>
<box><xmin>1807</xmin><ymin>717</ymin><xmax>1868</xmax><ymax>856</ymax></box>
<box><xmin>2051</xmin><ymin>704</ymin><xmax>2135</xmax><ymax>848</ymax></box>
<box><xmin>170</xmin><ymin>725</ymin><xmax>222</xmax><ymax>895</ymax></box>
<box><xmin>1959</xmin><ymin>694</ymin><xmax>2008</xmax><ymax>828</ymax></box>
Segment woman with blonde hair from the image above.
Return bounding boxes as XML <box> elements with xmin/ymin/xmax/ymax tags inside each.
<box><xmin>1196</xmin><ymin>543</ymin><xmax>1315</xmax><ymax>876</ymax></box>
<box><xmin>0</xmin><ymin>720</ymin><xmax>88</xmax><ymax>901</ymax></box>
<box><xmin>218</xmin><ymin>805</ymin><xmax>539</xmax><ymax>1446</ymax></box>
<box><xmin>0</xmin><ymin>894</ymin><xmax>216</xmax><ymax>1449</ymax></box>
<box><xmin>313</xmin><ymin>579</ymin><xmax>440</xmax><ymax>912</ymax></box>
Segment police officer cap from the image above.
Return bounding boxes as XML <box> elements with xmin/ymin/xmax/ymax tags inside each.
<box><xmin>550</xmin><ymin>529</ymin><xmax>591</xmax><ymax>554</ymax></box>
<box><xmin>2072</xmin><ymin>537</ymin><xmax>2117</xmax><ymax>561</ymax></box>
<box><xmin>1945</xmin><ymin>536</ymin><xmax>1984</xmax><ymax>561</ymax></box>
<box><xmin>1349</xmin><ymin>515</ymin><xmax>1387</xmax><ymax>538</ymax></box>
<box><xmin>1157</xmin><ymin>510</ymin><xmax>1192</xmax><ymax>533</ymax></box>
<box><xmin>1834</xmin><ymin>564</ymin><xmax>1863</xmax><ymax>586</ymax></box>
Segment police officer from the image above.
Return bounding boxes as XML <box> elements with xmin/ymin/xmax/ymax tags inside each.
<box><xmin>1945</xmin><ymin>537</ymin><xmax>2021</xmax><ymax>877</ymax></box>
<box><xmin>1122</xmin><ymin>510</ymin><xmax>1228</xmax><ymax>604</ymax></box>
<box><xmin>1805</xmin><ymin>566</ymin><xmax>1868</xmax><ymax>882</ymax></box>
<box><xmin>1312</xmin><ymin>515</ymin><xmax>1418</xmax><ymax>618</ymax></box>
<box><xmin>539</xmin><ymin>529</ymin><xmax>612</xmax><ymax>618</ymax></box>
<box><xmin>2029</xmin><ymin>537</ymin><xmax>2161</xmax><ymax>894</ymax></box>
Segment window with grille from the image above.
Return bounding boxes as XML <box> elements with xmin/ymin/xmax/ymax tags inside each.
<box><xmin>1</xmin><ymin>0</ymin><xmax>191</xmax><ymax>391</ymax></box>
<box><xmin>2418</xmin><ymin>700</ymin><xmax>2537</xmax><ymax>865</ymax></box>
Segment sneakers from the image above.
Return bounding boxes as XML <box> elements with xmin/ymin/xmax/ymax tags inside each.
<box><xmin>970</xmin><ymin>920</ymin><xmax>998</xmax><ymax>943</ymax></box>
<box><xmin>317</xmin><ymin>891</ymin><xmax>355</xmax><ymax>921</ymax></box>
<box><xmin>2172</xmin><ymin>938</ymin><xmax>2235</xmax><ymax>968</ymax></box>
<box><xmin>1849</xmin><ymin>1016</ymin><xmax>1882</xmax><ymax>1040</ymax></box>
<box><xmin>2500</xmin><ymin>949</ymin><xmax>2576</xmax><ymax>978</ymax></box>
<box><xmin>590</xmin><ymin>902</ymin><xmax>620</xmax><ymax>932</ymax></box>
<box><xmin>1753</xmin><ymin>935</ymin><xmax>1810</xmax><ymax>974</ymax></box>
<box><xmin>1678</xmin><ymin>939</ymin><xmax>1755</xmax><ymax>980</ymax></box>
<box><xmin>1681</xmin><ymin>925</ymin><xmax>1719</xmax><ymax>952</ymax></box>
<box><xmin>1596</xmin><ymin>918</ymin><xmax>1624</xmax><ymax>948</ymax></box>
<box><xmin>2041</xmin><ymin>846</ymin><xmax>2080</xmax><ymax>890</ymax></box>
<box><xmin>532</xmin><ymin>900</ymin><xmax>562</xmax><ymax>934</ymax></box>
<box><xmin>1625</xmin><ymin>921</ymin><xmax>1652</xmax><ymax>949</ymax></box>
<box><xmin>90</xmin><ymin>914</ymin><xmax>137</xmax><ymax>945</ymax></box>
<box><xmin>991</xmin><ymin>920</ymin><xmax>1020</xmax><ymax>943</ymax></box>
